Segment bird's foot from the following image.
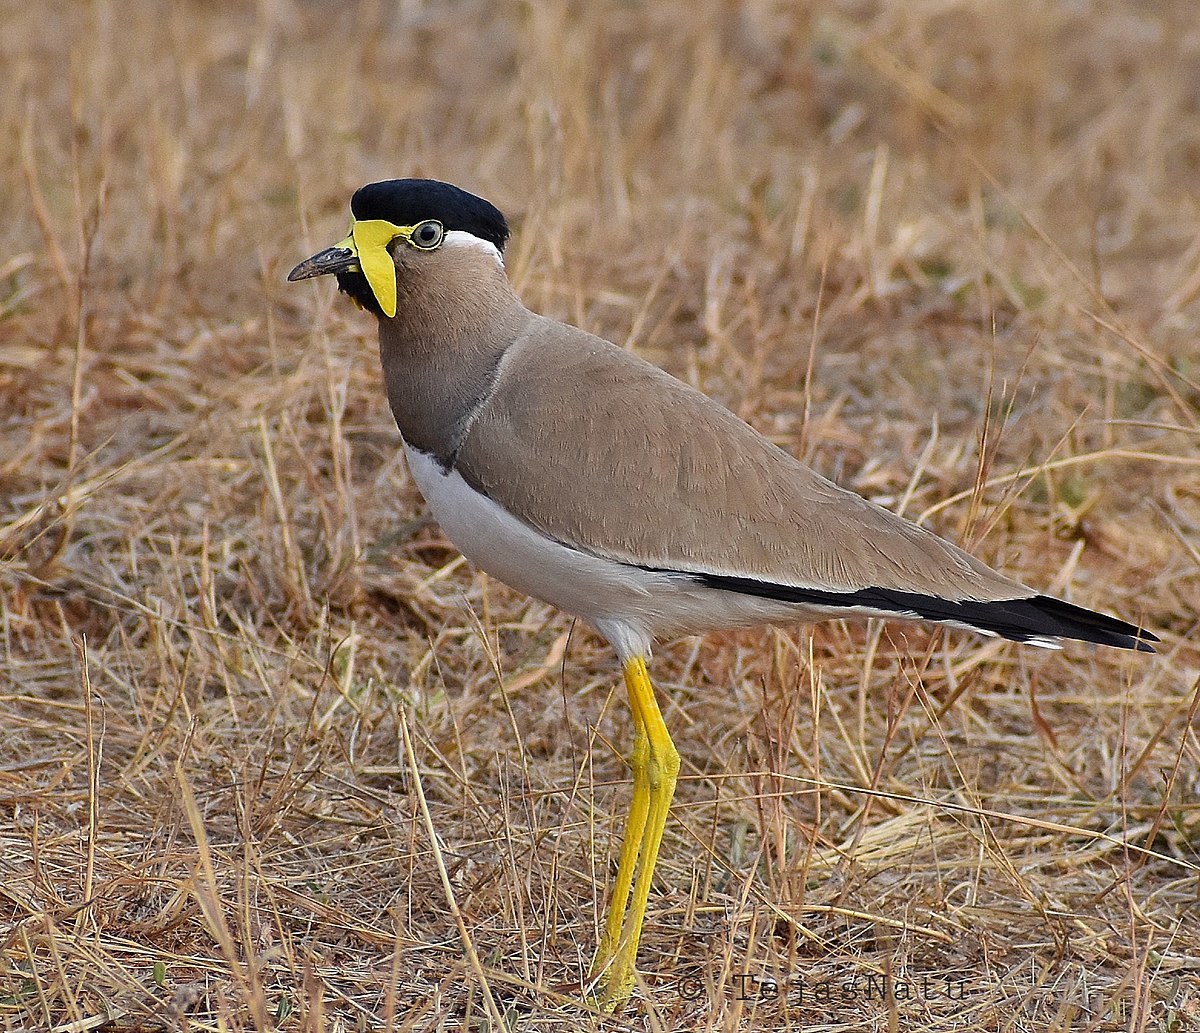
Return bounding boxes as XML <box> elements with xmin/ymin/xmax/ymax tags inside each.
<box><xmin>587</xmin><ymin>952</ymin><xmax>636</xmax><ymax>1013</ymax></box>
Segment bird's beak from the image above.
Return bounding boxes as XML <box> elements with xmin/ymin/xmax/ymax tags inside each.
<box><xmin>287</xmin><ymin>234</ymin><xmax>359</xmax><ymax>282</ymax></box>
<box><xmin>288</xmin><ymin>220</ymin><xmax>403</xmax><ymax>318</ymax></box>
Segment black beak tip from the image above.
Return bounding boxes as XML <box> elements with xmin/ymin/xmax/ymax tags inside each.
<box><xmin>287</xmin><ymin>247</ymin><xmax>357</xmax><ymax>283</ymax></box>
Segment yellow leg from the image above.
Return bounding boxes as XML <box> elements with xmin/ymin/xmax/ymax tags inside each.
<box><xmin>591</xmin><ymin>711</ymin><xmax>648</xmax><ymax>978</ymax></box>
<box><xmin>592</xmin><ymin>656</ymin><xmax>680</xmax><ymax>1009</ymax></box>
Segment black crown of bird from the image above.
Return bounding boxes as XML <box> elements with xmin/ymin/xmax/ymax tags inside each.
<box><xmin>289</xmin><ymin>178</ymin><xmax>1156</xmax><ymax>1009</ymax></box>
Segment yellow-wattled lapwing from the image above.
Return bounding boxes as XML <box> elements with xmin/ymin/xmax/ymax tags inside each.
<box><xmin>289</xmin><ymin>178</ymin><xmax>1155</xmax><ymax>1007</ymax></box>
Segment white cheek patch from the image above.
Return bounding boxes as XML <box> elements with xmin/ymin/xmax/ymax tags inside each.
<box><xmin>444</xmin><ymin>230</ymin><xmax>504</xmax><ymax>266</ymax></box>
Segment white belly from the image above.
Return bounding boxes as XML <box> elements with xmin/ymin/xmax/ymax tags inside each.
<box><xmin>403</xmin><ymin>446</ymin><xmax>811</xmax><ymax>658</ymax></box>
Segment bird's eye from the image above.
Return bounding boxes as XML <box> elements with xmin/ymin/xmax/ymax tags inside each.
<box><xmin>409</xmin><ymin>220</ymin><xmax>444</xmax><ymax>250</ymax></box>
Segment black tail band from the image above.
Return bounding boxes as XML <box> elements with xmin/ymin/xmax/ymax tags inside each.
<box><xmin>665</xmin><ymin>571</ymin><xmax>1157</xmax><ymax>652</ymax></box>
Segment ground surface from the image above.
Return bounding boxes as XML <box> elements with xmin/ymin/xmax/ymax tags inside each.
<box><xmin>1</xmin><ymin>1</ymin><xmax>1198</xmax><ymax>1030</ymax></box>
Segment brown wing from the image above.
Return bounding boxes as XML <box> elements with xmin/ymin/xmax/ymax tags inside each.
<box><xmin>454</xmin><ymin>317</ymin><xmax>1030</xmax><ymax>604</ymax></box>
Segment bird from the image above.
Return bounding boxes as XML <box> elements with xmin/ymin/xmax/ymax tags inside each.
<box><xmin>288</xmin><ymin>178</ymin><xmax>1156</xmax><ymax>1008</ymax></box>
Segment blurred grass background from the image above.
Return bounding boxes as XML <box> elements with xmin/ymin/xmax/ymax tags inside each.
<box><xmin>1</xmin><ymin>1</ymin><xmax>1198</xmax><ymax>1029</ymax></box>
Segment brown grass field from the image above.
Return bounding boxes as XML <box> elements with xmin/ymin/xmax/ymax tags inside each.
<box><xmin>2</xmin><ymin>1</ymin><xmax>1199</xmax><ymax>1029</ymax></box>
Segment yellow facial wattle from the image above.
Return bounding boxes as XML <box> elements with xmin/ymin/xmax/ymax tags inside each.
<box><xmin>349</xmin><ymin>219</ymin><xmax>405</xmax><ymax>318</ymax></box>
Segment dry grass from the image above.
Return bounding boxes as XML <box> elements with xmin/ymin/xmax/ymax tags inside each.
<box><xmin>2</xmin><ymin>1</ymin><xmax>1199</xmax><ymax>1030</ymax></box>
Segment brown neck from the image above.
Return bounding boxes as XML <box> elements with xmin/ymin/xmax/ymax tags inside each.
<box><xmin>376</xmin><ymin>248</ymin><xmax>530</xmax><ymax>467</ymax></box>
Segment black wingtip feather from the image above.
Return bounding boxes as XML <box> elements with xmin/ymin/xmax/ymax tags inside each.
<box><xmin>683</xmin><ymin>572</ymin><xmax>1157</xmax><ymax>652</ymax></box>
<box><xmin>1022</xmin><ymin>594</ymin><xmax>1158</xmax><ymax>652</ymax></box>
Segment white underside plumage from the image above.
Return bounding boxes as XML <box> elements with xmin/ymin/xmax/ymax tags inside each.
<box><xmin>403</xmin><ymin>446</ymin><xmax>1047</xmax><ymax>658</ymax></box>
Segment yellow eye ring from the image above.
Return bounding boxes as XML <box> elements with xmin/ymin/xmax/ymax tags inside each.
<box><xmin>409</xmin><ymin>220</ymin><xmax>445</xmax><ymax>250</ymax></box>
